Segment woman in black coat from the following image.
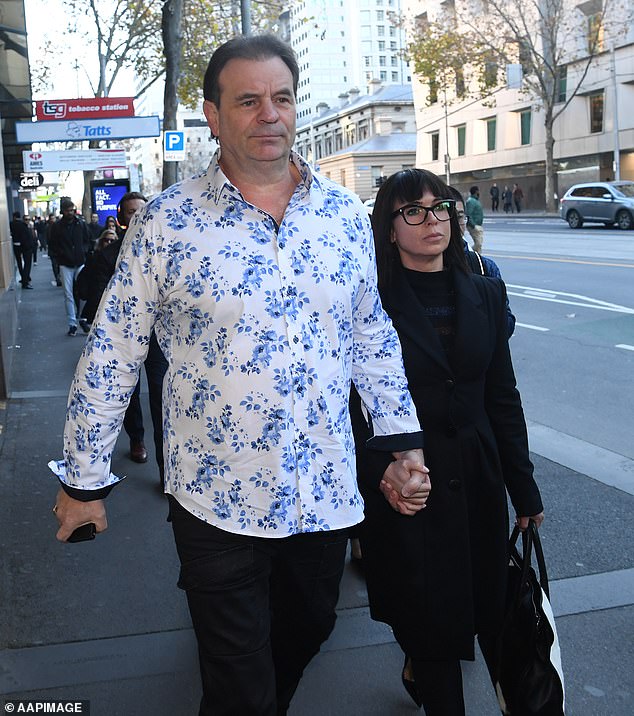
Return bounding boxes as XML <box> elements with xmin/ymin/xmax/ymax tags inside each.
<box><xmin>351</xmin><ymin>169</ymin><xmax>544</xmax><ymax>715</ymax></box>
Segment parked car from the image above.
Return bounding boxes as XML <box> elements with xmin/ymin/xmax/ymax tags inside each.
<box><xmin>559</xmin><ymin>181</ymin><xmax>634</xmax><ymax>229</ymax></box>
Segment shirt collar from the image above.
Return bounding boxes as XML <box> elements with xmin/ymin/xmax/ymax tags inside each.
<box><xmin>204</xmin><ymin>149</ymin><xmax>320</xmax><ymax>206</ymax></box>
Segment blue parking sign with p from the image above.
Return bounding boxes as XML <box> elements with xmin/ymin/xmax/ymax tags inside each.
<box><xmin>164</xmin><ymin>131</ymin><xmax>185</xmax><ymax>160</ymax></box>
<box><xmin>165</xmin><ymin>131</ymin><xmax>184</xmax><ymax>151</ymax></box>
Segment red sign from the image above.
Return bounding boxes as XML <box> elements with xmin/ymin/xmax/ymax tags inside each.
<box><xmin>35</xmin><ymin>97</ymin><xmax>135</xmax><ymax>121</ymax></box>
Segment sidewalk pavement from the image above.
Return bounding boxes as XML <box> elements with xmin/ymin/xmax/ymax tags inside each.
<box><xmin>1</xmin><ymin>257</ymin><xmax>632</xmax><ymax>715</ymax></box>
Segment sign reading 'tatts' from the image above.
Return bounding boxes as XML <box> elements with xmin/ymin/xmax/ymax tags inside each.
<box><xmin>35</xmin><ymin>97</ymin><xmax>135</xmax><ymax>121</ymax></box>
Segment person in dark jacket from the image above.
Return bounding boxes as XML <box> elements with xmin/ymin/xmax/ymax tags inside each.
<box><xmin>77</xmin><ymin>192</ymin><xmax>168</xmax><ymax>472</ymax></box>
<box><xmin>10</xmin><ymin>212</ymin><xmax>34</xmax><ymax>289</ymax></box>
<box><xmin>447</xmin><ymin>185</ymin><xmax>516</xmax><ymax>337</ymax></box>
<box><xmin>48</xmin><ymin>200</ymin><xmax>92</xmax><ymax>335</ymax></box>
<box><xmin>350</xmin><ymin>168</ymin><xmax>544</xmax><ymax>715</ymax></box>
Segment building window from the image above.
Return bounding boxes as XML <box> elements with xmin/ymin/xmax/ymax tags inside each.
<box><xmin>589</xmin><ymin>91</ymin><xmax>604</xmax><ymax>133</ymax></box>
<box><xmin>484</xmin><ymin>57</ymin><xmax>497</xmax><ymax>88</ymax></box>
<box><xmin>557</xmin><ymin>66</ymin><xmax>567</xmax><ymax>103</ymax></box>
<box><xmin>457</xmin><ymin>125</ymin><xmax>466</xmax><ymax>156</ymax></box>
<box><xmin>520</xmin><ymin>110</ymin><xmax>531</xmax><ymax>145</ymax></box>
<box><xmin>377</xmin><ymin>10</ymin><xmax>384</xmax><ymax>20</ymax></box>
<box><xmin>431</xmin><ymin>131</ymin><xmax>439</xmax><ymax>161</ymax></box>
<box><xmin>341</xmin><ymin>168</ymin><xmax>346</xmax><ymax>186</ymax></box>
<box><xmin>372</xmin><ymin>166</ymin><xmax>385</xmax><ymax>187</ymax></box>
<box><xmin>378</xmin><ymin>40</ymin><xmax>385</xmax><ymax>50</ymax></box>
<box><xmin>391</xmin><ymin>56</ymin><xmax>398</xmax><ymax>66</ymax></box>
<box><xmin>380</xmin><ymin>71</ymin><xmax>387</xmax><ymax>81</ymax></box>
<box><xmin>587</xmin><ymin>13</ymin><xmax>604</xmax><ymax>53</ymax></box>
<box><xmin>392</xmin><ymin>71</ymin><xmax>398</xmax><ymax>81</ymax></box>
<box><xmin>378</xmin><ymin>25</ymin><xmax>385</xmax><ymax>36</ymax></box>
<box><xmin>486</xmin><ymin>118</ymin><xmax>496</xmax><ymax>151</ymax></box>
<box><xmin>379</xmin><ymin>56</ymin><xmax>386</xmax><ymax>66</ymax></box>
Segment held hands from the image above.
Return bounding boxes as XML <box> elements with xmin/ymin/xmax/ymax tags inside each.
<box><xmin>381</xmin><ymin>449</ymin><xmax>431</xmax><ymax>516</ymax></box>
<box><xmin>52</xmin><ymin>488</ymin><xmax>108</xmax><ymax>542</ymax></box>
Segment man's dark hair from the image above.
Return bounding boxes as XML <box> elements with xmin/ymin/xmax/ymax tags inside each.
<box><xmin>469</xmin><ymin>186</ymin><xmax>479</xmax><ymax>195</ymax></box>
<box><xmin>12</xmin><ymin>211</ymin><xmax>21</xmax><ymax>219</ymax></box>
<box><xmin>60</xmin><ymin>198</ymin><xmax>75</xmax><ymax>211</ymax></box>
<box><xmin>203</xmin><ymin>34</ymin><xmax>299</xmax><ymax>107</ymax></box>
<box><xmin>118</xmin><ymin>191</ymin><xmax>147</xmax><ymax>212</ymax></box>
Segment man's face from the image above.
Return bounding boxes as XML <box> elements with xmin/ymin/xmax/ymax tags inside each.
<box><xmin>61</xmin><ymin>205</ymin><xmax>76</xmax><ymax>222</ymax></box>
<box><xmin>119</xmin><ymin>198</ymin><xmax>146</xmax><ymax>227</ymax></box>
<box><xmin>91</xmin><ymin>214</ymin><xmax>99</xmax><ymax>224</ymax></box>
<box><xmin>203</xmin><ymin>56</ymin><xmax>296</xmax><ymax>170</ymax></box>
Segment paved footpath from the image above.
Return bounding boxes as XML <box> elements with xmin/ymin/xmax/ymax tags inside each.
<box><xmin>1</xmin><ymin>257</ymin><xmax>632</xmax><ymax>715</ymax></box>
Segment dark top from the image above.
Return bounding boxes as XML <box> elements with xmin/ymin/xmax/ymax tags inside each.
<box><xmin>48</xmin><ymin>217</ymin><xmax>92</xmax><ymax>268</ymax></box>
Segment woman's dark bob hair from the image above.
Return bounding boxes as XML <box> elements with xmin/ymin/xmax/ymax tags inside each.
<box><xmin>371</xmin><ymin>168</ymin><xmax>468</xmax><ymax>289</ymax></box>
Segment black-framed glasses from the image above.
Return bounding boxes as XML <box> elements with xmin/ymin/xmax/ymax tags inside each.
<box><xmin>391</xmin><ymin>199</ymin><xmax>456</xmax><ymax>225</ymax></box>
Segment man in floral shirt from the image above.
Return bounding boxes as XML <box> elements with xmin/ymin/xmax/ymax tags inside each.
<box><xmin>52</xmin><ymin>34</ymin><xmax>429</xmax><ymax>715</ymax></box>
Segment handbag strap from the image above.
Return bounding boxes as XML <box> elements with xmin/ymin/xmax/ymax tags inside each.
<box><xmin>509</xmin><ymin>521</ymin><xmax>550</xmax><ymax>599</ymax></box>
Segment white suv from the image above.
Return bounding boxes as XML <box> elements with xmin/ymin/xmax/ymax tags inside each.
<box><xmin>559</xmin><ymin>181</ymin><xmax>634</xmax><ymax>229</ymax></box>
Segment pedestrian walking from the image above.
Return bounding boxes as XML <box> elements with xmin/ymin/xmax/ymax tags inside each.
<box><xmin>489</xmin><ymin>183</ymin><xmax>499</xmax><ymax>212</ymax></box>
<box><xmin>513</xmin><ymin>183</ymin><xmax>524</xmax><ymax>213</ymax></box>
<box><xmin>10</xmin><ymin>211</ymin><xmax>34</xmax><ymax>289</ymax></box>
<box><xmin>47</xmin><ymin>199</ymin><xmax>92</xmax><ymax>335</ymax></box>
<box><xmin>465</xmin><ymin>185</ymin><xmax>484</xmax><ymax>253</ymax></box>
<box><xmin>502</xmin><ymin>185</ymin><xmax>513</xmax><ymax>213</ymax></box>
<box><xmin>352</xmin><ymin>168</ymin><xmax>544</xmax><ymax>714</ymax></box>
<box><xmin>51</xmin><ymin>34</ymin><xmax>430</xmax><ymax>716</ymax></box>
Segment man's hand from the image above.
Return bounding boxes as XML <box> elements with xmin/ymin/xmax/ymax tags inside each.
<box><xmin>52</xmin><ymin>488</ymin><xmax>107</xmax><ymax>542</ymax></box>
<box><xmin>380</xmin><ymin>449</ymin><xmax>431</xmax><ymax>516</ymax></box>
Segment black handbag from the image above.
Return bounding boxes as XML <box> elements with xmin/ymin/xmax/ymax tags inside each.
<box><xmin>492</xmin><ymin>522</ymin><xmax>566</xmax><ymax>715</ymax></box>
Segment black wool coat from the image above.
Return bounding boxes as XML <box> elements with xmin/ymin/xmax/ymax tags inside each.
<box><xmin>351</xmin><ymin>264</ymin><xmax>543</xmax><ymax>661</ymax></box>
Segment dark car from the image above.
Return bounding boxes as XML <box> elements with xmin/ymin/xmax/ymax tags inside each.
<box><xmin>559</xmin><ymin>181</ymin><xmax>634</xmax><ymax>229</ymax></box>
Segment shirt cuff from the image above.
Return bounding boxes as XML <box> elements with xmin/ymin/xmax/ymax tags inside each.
<box><xmin>58</xmin><ymin>479</ymin><xmax>117</xmax><ymax>501</ymax></box>
<box><xmin>366</xmin><ymin>430</ymin><xmax>424</xmax><ymax>453</ymax></box>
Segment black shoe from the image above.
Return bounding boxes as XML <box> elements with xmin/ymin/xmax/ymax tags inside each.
<box><xmin>402</xmin><ymin>656</ymin><xmax>423</xmax><ymax>708</ymax></box>
<box><xmin>56</xmin><ymin>280</ymin><xmax>62</xmax><ymax>287</ymax></box>
<box><xmin>130</xmin><ymin>440</ymin><xmax>148</xmax><ymax>463</ymax></box>
<box><xmin>22</xmin><ymin>284</ymin><xmax>33</xmax><ymax>289</ymax></box>
<box><xmin>79</xmin><ymin>318</ymin><xmax>90</xmax><ymax>334</ymax></box>
<box><xmin>67</xmin><ymin>325</ymin><xmax>77</xmax><ymax>336</ymax></box>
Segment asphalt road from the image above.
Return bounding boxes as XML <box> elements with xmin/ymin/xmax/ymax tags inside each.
<box><xmin>479</xmin><ymin>218</ymin><xmax>634</xmax><ymax>459</ymax></box>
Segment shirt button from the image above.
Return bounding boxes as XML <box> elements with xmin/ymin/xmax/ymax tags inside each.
<box><xmin>446</xmin><ymin>424</ymin><xmax>457</xmax><ymax>437</ymax></box>
<box><xmin>448</xmin><ymin>479</ymin><xmax>462</xmax><ymax>490</ymax></box>
<box><xmin>445</xmin><ymin>379</ymin><xmax>455</xmax><ymax>390</ymax></box>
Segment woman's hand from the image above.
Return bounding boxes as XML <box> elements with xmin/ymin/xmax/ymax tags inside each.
<box><xmin>380</xmin><ymin>457</ymin><xmax>431</xmax><ymax>515</ymax></box>
<box><xmin>516</xmin><ymin>512</ymin><xmax>544</xmax><ymax>530</ymax></box>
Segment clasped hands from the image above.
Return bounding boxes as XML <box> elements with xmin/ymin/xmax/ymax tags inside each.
<box><xmin>381</xmin><ymin>448</ymin><xmax>430</xmax><ymax>516</ymax></box>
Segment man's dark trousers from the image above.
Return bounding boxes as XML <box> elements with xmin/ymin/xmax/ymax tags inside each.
<box><xmin>169</xmin><ymin>497</ymin><xmax>349</xmax><ymax>715</ymax></box>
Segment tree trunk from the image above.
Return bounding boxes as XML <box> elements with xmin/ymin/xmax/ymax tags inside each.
<box><xmin>162</xmin><ymin>0</ymin><xmax>184</xmax><ymax>190</ymax></box>
<box><xmin>544</xmin><ymin>112</ymin><xmax>557</xmax><ymax>212</ymax></box>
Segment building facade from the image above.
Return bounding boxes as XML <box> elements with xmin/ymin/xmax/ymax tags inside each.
<box><xmin>402</xmin><ymin>0</ymin><xmax>634</xmax><ymax>209</ymax></box>
<box><xmin>280</xmin><ymin>0</ymin><xmax>411</xmax><ymax>121</ymax></box>
<box><xmin>295</xmin><ymin>83</ymin><xmax>416</xmax><ymax>200</ymax></box>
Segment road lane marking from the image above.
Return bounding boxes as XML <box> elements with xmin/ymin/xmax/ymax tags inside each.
<box><xmin>507</xmin><ymin>285</ymin><xmax>634</xmax><ymax>314</ymax></box>
<box><xmin>486</xmin><ymin>253</ymin><xmax>634</xmax><ymax>269</ymax></box>
<box><xmin>516</xmin><ymin>322</ymin><xmax>549</xmax><ymax>331</ymax></box>
<box><xmin>616</xmin><ymin>344</ymin><xmax>634</xmax><ymax>351</ymax></box>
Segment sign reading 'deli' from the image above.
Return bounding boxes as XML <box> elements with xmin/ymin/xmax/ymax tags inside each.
<box><xmin>16</xmin><ymin>116</ymin><xmax>160</xmax><ymax>143</ymax></box>
<box><xmin>23</xmin><ymin>149</ymin><xmax>128</xmax><ymax>172</ymax></box>
<box><xmin>35</xmin><ymin>97</ymin><xmax>135</xmax><ymax>121</ymax></box>
<box><xmin>19</xmin><ymin>172</ymin><xmax>45</xmax><ymax>190</ymax></box>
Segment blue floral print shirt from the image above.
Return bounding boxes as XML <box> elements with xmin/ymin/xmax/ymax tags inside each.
<box><xmin>60</xmin><ymin>150</ymin><xmax>423</xmax><ymax>536</ymax></box>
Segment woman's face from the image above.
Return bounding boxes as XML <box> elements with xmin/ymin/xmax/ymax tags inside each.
<box><xmin>105</xmin><ymin>216</ymin><xmax>117</xmax><ymax>229</ymax></box>
<box><xmin>391</xmin><ymin>189</ymin><xmax>452</xmax><ymax>272</ymax></box>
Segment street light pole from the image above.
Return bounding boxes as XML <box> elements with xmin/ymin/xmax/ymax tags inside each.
<box><xmin>241</xmin><ymin>0</ymin><xmax>251</xmax><ymax>35</ymax></box>
<box><xmin>610</xmin><ymin>45</ymin><xmax>621</xmax><ymax>181</ymax></box>
<box><xmin>443</xmin><ymin>85</ymin><xmax>450</xmax><ymax>185</ymax></box>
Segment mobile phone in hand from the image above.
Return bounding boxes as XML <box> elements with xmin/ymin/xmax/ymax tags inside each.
<box><xmin>67</xmin><ymin>523</ymin><xmax>97</xmax><ymax>543</ymax></box>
